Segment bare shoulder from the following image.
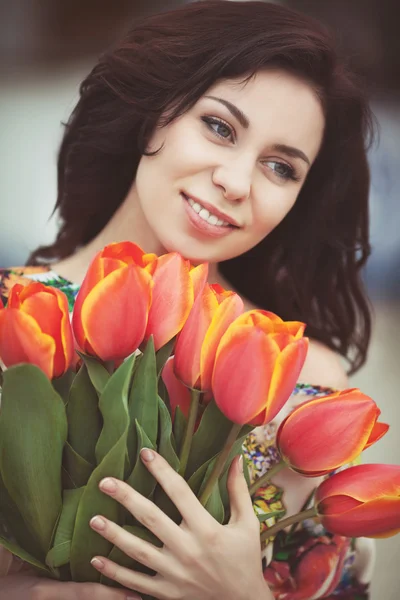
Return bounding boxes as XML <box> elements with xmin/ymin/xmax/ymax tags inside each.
<box><xmin>298</xmin><ymin>339</ymin><xmax>349</xmax><ymax>389</ymax></box>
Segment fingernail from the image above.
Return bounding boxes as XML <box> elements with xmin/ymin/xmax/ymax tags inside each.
<box><xmin>91</xmin><ymin>557</ymin><xmax>105</xmax><ymax>570</ymax></box>
<box><xmin>238</xmin><ymin>455</ymin><xmax>244</xmax><ymax>473</ymax></box>
<box><xmin>90</xmin><ymin>516</ymin><xmax>106</xmax><ymax>530</ymax></box>
<box><xmin>140</xmin><ymin>448</ymin><xmax>155</xmax><ymax>462</ymax></box>
<box><xmin>99</xmin><ymin>477</ymin><xmax>117</xmax><ymax>493</ymax></box>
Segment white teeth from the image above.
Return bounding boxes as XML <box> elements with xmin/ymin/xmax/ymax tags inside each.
<box><xmin>186</xmin><ymin>196</ymin><xmax>230</xmax><ymax>227</ymax></box>
<box><xmin>207</xmin><ymin>215</ymin><xmax>219</xmax><ymax>225</ymax></box>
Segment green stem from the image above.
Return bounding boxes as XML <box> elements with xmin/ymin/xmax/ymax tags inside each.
<box><xmin>199</xmin><ymin>422</ymin><xmax>242</xmax><ymax>507</ymax></box>
<box><xmin>260</xmin><ymin>506</ymin><xmax>318</xmax><ymax>543</ymax></box>
<box><xmin>178</xmin><ymin>389</ymin><xmax>201</xmax><ymax>476</ymax></box>
<box><xmin>248</xmin><ymin>460</ymin><xmax>286</xmax><ymax>496</ymax></box>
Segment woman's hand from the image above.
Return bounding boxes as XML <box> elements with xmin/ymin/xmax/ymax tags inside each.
<box><xmin>89</xmin><ymin>449</ymin><xmax>273</xmax><ymax>600</ymax></box>
<box><xmin>0</xmin><ymin>572</ymin><xmax>140</xmax><ymax>599</ymax></box>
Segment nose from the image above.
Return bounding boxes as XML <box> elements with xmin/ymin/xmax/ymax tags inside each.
<box><xmin>212</xmin><ymin>158</ymin><xmax>252</xmax><ymax>203</ymax></box>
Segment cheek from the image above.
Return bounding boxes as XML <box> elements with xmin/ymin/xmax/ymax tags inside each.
<box><xmin>252</xmin><ymin>188</ymin><xmax>298</xmax><ymax>236</ymax></box>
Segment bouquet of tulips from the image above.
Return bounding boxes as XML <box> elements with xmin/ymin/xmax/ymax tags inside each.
<box><xmin>0</xmin><ymin>241</ymin><xmax>399</xmax><ymax>589</ymax></box>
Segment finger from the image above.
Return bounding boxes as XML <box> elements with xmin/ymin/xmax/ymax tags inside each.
<box><xmin>90</xmin><ymin>555</ymin><xmax>167</xmax><ymax>600</ymax></box>
<box><xmin>98</xmin><ymin>477</ymin><xmax>187</xmax><ymax>554</ymax></box>
<box><xmin>227</xmin><ymin>455</ymin><xmax>257</xmax><ymax>526</ymax></box>
<box><xmin>89</xmin><ymin>514</ymin><xmax>169</xmax><ymax>575</ymax></box>
<box><xmin>139</xmin><ymin>448</ymin><xmax>217</xmax><ymax>532</ymax></box>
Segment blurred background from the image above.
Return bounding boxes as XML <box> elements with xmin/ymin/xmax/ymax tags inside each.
<box><xmin>0</xmin><ymin>0</ymin><xmax>399</xmax><ymax>597</ymax></box>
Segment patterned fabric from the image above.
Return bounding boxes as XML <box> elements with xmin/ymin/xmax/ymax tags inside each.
<box><xmin>0</xmin><ymin>266</ymin><xmax>373</xmax><ymax>598</ymax></box>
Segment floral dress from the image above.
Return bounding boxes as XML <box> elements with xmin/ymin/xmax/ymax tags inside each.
<box><xmin>0</xmin><ymin>266</ymin><xmax>374</xmax><ymax>598</ymax></box>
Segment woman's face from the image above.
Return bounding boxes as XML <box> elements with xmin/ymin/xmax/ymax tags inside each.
<box><xmin>130</xmin><ymin>69</ymin><xmax>325</xmax><ymax>263</ymax></box>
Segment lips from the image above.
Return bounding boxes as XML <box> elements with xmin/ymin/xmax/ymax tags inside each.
<box><xmin>182</xmin><ymin>193</ymin><xmax>241</xmax><ymax>228</ymax></box>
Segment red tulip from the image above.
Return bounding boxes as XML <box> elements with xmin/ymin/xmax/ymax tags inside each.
<box><xmin>212</xmin><ymin>310</ymin><xmax>308</xmax><ymax>425</ymax></box>
<box><xmin>315</xmin><ymin>464</ymin><xmax>400</xmax><ymax>538</ymax></box>
<box><xmin>143</xmin><ymin>253</ymin><xmax>200</xmax><ymax>351</ymax></box>
<box><xmin>0</xmin><ymin>282</ymin><xmax>74</xmax><ymax>379</ymax></box>
<box><xmin>264</xmin><ymin>535</ymin><xmax>350</xmax><ymax>600</ymax></box>
<box><xmin>276</xmin><ymin>389</ymin><xmax>389</xmax><ymax>476</ymax></box>
<box><xmin>72</xmin><ymin>241</ymin><xmax>153</xmax><ymax>362</ymax></box>
<box><xmin>162</xmin><ymin>356</ymin><xmax>192</xmax><ymax>419</ymax></box>
<box><xmin>173</xmin><ymin>282</ymin><xmax>244</xmax><ymax>391</ymax></box>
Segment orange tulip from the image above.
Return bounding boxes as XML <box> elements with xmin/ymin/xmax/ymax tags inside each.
<box><xmin>72</xmin><ymin>241</ymin><xmax>154</xmax><ymax>362</ymax></box>
<box><xmin>315</xmin><ymin>464</ymin><xmax>400</xmax><ymax>538</ymax></box>
<box><xmin>212</xmin><ymin>310</ymin><xmax>308</xmax><ymax>425</ymax></box>
<box><xmin>173</xmin><ymin>282</ymin><xmax>244</xmax><ymax>391</ymax></box>
<box><xmin>0</xmin><ymin>282</ymin><xmax>74</xmax><ymax>379</ymax></box>
<box><xmin>276</xmin><ymin>389</ymin><xmax>389</xmax><ymax>476</ymax></box>
<box><xmin>144</xmin><ymin>255</ymin><xmax>207</xmax><ymax>351</ymax></box>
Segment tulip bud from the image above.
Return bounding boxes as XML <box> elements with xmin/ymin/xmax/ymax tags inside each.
<box><xmin>72</xmin><ymin>241</ymin><xmax>153</xmax><ymax>362</ymax></box>
<box><xmin>173</xmin><ymin>282</ymin><xmax>243</xmax><ymax>391</ymax></box>
<box><xmin>315</xmin><ymin>464</ymin><xmax>400</xmax><ymax>538</ymax></box>
<box><xmin>212</xmin><ymin>310</ymin><xmax>308</xmax><ymax>425</ymax></box>
<box><xmin>144</xmin><ymin>253</ymin><xmax>196</xmax><ymax>351</ymax></box>
<box><xmin>276</xmin><ymin>389</ymin><xmax>389</xmax><ymax>476</ymax></box>
<box><xmin>0</xmin><ymin>282</ymin><xmax>74</xmax><ymax>379</ymax></box>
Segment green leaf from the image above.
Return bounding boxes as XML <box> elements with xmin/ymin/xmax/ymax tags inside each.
<box><xmin>100</xmin><ymin>525</ymin><xmax>162</xmax><ymax>587</ymax></box>
<box><xmin>63</xmin><ymin>443</ymin><xmax>94</xmax><ymax>489</ymax></box>
<box><xmin>127</xmin><ymin>339</ymin><xmax>158</xmax><ymax>469</ymax></box>
<box><xmin>155</xmin><ymin>337</ymin><xmax>175</xmax><ymax>376</ymax></box>
<box><xmin>157</xmin><ymin>396</ymin><xmax>179</xmax><ymax>470</ymax></box>
<box><xmin>151</xmin><ymin>398</ymin><xmax>181</xmax><ymax>522</ymax></box>
<box><xmin>0</xmin><ymin>471</ymin><xmax>43</xmax><ymax>561</ymax></box>
<box><xmin>0</xmin><ymin>365</ymin><xmax>67</xmax><ymax>560</ymax></box>
<box><xmin>77</xmin><ymin>352</ymin><xmax>111</xmax><ymax>396</ymax></box>
<box><xmin>257</xmin><ymin>510</ymin><xmax>286</xmax><ymax>523</ymax></box>
<box><xmin>52</xmin><ymin>369</ymin><xmax>76</xmax><ymax>405</ymax></box>
<box><xmin>46</xmin><ymin>487</ymin><xmax>85</xmax><ymax>568</ymax></box>
<box><xmin>186</xmin><ymin>400</ymin><xmax>242</xmax><ymax>478</ymax></box>
<box><xmin>187</xmin><ymin>456</ymin><xmax>217</xmax><ymax>496</ymax></box>
<box><xmin>70</xmin><ymin>356</ymin><xmax>134</xmax><ymax>582</ymax></box>
<box><xmin>126</xmin><ymin>421</ymin><xmax>157</xmax><ymax>499</ymax></box>
<box><xmin>0</xmin><ymin>535</ymin><xmax>51</xmax><ymax>574</ymax></box>
<box><xmin>204</xmin><ymin>481</ymin><xmax>225</xmax><ymax>523</ymax></box>
<box><xmin>172</xmin><ymin>407</ymin><xmax>187</xmax><ymax>456</ymax></box>
<box><xmin>67</xmin><ymin>364</ymin><xmax>102</xmax><ymax>465</ymax></box>
<box><xmin>95</xmin><ymin>355</ymin><xmax>135</xmax><ymax>465</ymax></box>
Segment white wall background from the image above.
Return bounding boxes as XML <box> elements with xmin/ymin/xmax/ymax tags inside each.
<box><xmin>1</xmin><ymin>63</ymin><xmax>399</xmax><ymax>599</ymax></box>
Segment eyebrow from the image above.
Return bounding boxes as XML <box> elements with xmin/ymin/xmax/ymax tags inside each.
<box><xmin>204</xmin><ymin>95</ymin><xmax>311</xmax><ymax>166</ymax></box>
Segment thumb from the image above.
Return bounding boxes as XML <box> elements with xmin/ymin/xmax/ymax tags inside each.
<box><xmin>227</xmin><ymin>455</ymin><xmax>254</xmax><ymax>525</ymax></box>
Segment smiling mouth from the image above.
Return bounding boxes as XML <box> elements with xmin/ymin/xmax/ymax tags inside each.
<box><xmin>182</xmin><ymin>193</ymin><xmax>240</xmax><ymax>228</ymax></box>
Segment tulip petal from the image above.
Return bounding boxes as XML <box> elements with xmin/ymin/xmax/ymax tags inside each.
<box><xmin>174</xmin><ymin>283</ymin><xmax>218</xmax><ymax>388</ymax></box>
<box><xmin>145</xmin><ymin>254</ymin><xmax>194</xmax><ymax>351</ymax></box>
<box><xmin>317</xmin><ymin>464</ymin><xmax>400</xmax><ymax>504</ymax></box>
<box><xmin>319</xmin><ymin>496</ymin><xmax>400</xmax><ymax>538</ymax></box>
<box><xmin>212</xmin><ymin>325</ymin><xmax>280</xmax><ymax>424</ymax></box>
<box><xmin>162</xmin><ymin>357</ymin><xmax>191</xmax><ymax>419</ymax></box>
<box><xmin>364</xmin><ymin>421</ymin><xmax>389</xmax><ymax>449</ymax></box>
<box><xmin>200</xmin><ymin>293</ymin><xmax>243</xmax><ymax>391</ymax></box>
<box><xmin>276</xmin><ymin>391</ymin><xmax>380</xmax><ymax>473</ymax></box>
<box><xmin>0</xmin><ymin>309</ymin><xmax>55</xmax><ymax>378</ymax></box>
<box><xmin>101</xmin><ymin>241</ymin><xmax>147</xmax><ymax>265</ymax></box>
<box><xmin>259</xmin><ymin>338</ymin><xmax>308</xmax><ymax>425</ymax></box>
<box><xmin>189</xmin><ymin>263</ymin><xmax>209</xmax><ymax>299</ymax></box>
<box><xmin>80</xmin><ymin>265</ymin><xmax>152</xmax><ymax>361</ymax></box>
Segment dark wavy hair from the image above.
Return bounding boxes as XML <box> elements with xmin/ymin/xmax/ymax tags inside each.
<box><xmin>28</xmin><ymin>0</ymin><xmax>375</xmax><ymax>374</ymax></box>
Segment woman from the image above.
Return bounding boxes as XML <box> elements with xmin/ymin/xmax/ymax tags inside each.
<box><xmin>0</xmin><ymin>1</ymin><xmax>376</xmax><ymax>598</ymax></box>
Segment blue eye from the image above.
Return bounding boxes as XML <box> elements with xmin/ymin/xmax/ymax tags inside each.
<box><xmin>201</xmin><ymin>116</ymin><xmax>234</xmax><ymax>141</ymax></box>
<box><xmin>264</xmin><ymin>160</ymin><xmax>300</xmax><ymax>182</ymax></box>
